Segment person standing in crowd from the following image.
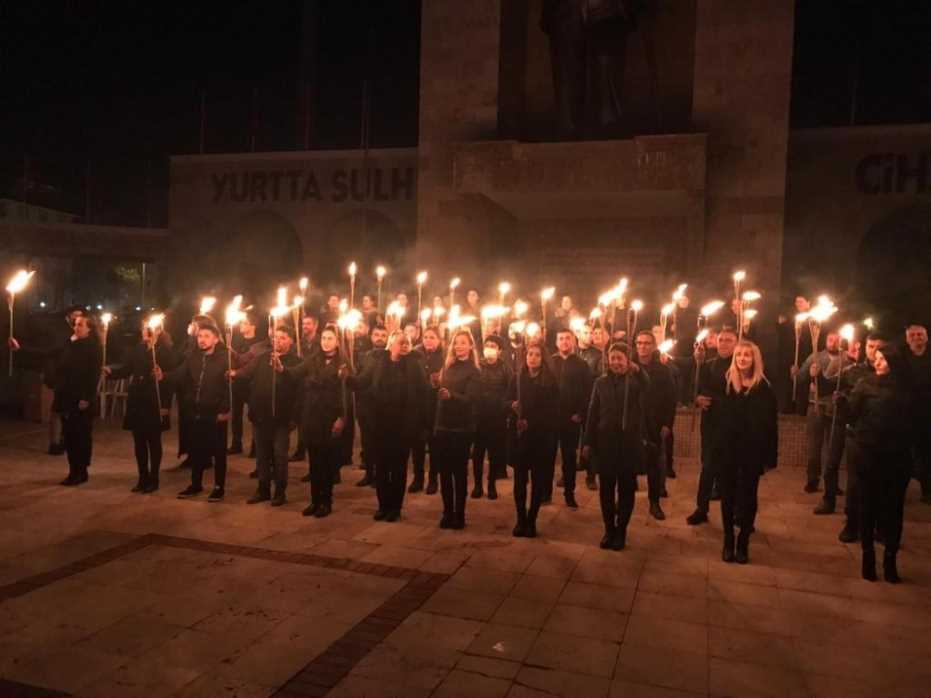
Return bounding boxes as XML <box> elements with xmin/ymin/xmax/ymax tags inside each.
<box><xmin>845</xmin><ymin>349</ymin><xmax>914</xmax><ymax>583</ymax></box>
<box><xmin>37</xmin><ymin>314</ymin><xmax>101</xmax><ymax>486</ymax></box>
<box><xmin>717</xmin><ymin>341</ymin><xmax>778</xmax><ymax>564</ymax></box>
<box><xmin>833</xmin><ymin>333</ymin><xmax>886</xmax><ymax>542</ymax></box>
<box><xmin>633</xmin><ymin>330</ymin><xmax>677</xmax><ymax>521</ymax></box>
<box><xmin>104</xmin><ymin>321</ymin><xmax>173</xmax><ymax>493</ymax></box>
<box><xmin>354</xmin><ymin>330</ymin><xmax>429</xmax><ymax>522</ymax></box>
<box><xmin>550</xmin><ymin>328</ymin><xmax>591</xmax><ymax>508</ymax></box>
<box><xmin>233</xmin><ymin>325</ymin><xmax>300</xmax><ymax>507</ymax></box>
<box><xmin>583</xmin><ymin>342</ymin><xmax>651</xmax><ymax>550</ymax></box>
<box><xmin>410</xmin><ymin>326</ymin><xmax>445</xmax><ymax>494</ymax></box>
<box><xmin>353</xmin><ymin>324</ymin><xmax>389</xmax><ymax>488</ymax></box>
<box><xmin>789</xmin><ymin>296</ymin><xmax>816</xmax><ymax>414</ymax></box>
<box><xmin>361</xmin><ymin>295</ymin><xmax>379</xmax><ymax>329</ymax></box>
<box><xmin>473</xmin><ymin>336</ymin><xmax>512</xmax><ymax>500</ymax></box>
<box><xmin>158</xmin><ymin>322</ymin><xmax>230</xmax><ymax>502</ymax></box>
<box><xmin>687</xmin><ymin>327</ymin><xmax>737</xmax><ymax>525</ymax></box>
<box><xmin>174</xmin><ymin>313</ymin><xmax>217</xmax><ymax>470</ymax></box>
<box><xmin>465</xmin><ymin>289</ymin><xmax>484</xmax><ymax>345</ymax></box>
<box><xmin>799</xmin><ymin>330</ymin><xmax>846</xmax><ymax>497</ymax></box>
<box><xmin>509</xmin><ymin>343</ymin><xmax>559</xmax><ymax>537</ymax></box>
<box><xmin>322</xmin><ymin>295</ymin><xmax>341</xmax><ymax>324</ymax></box>
<box><xmin>577</xmin><ymin>323</ymin><xmax>602</xmax><ymax>374</ymax></box>
<box><xmin>291</xmin><ymin>313</ymin><xmax>320</xmax><ymax>465</ymax></box>
<box><xmin>434</xmin><ymin>329</ymin><xmax>481</xmax><ymax>529</ymax></box>
<box><xmin>903</xmin><ymin>322</ymin><xmax>931</xmax><ymax>504</ymax></box>
<box><xmin>279</xmin><ymin>325</ymin><xmax>349</xmax><ymax>518</ymax></box>
<box><xmin>228</xmin><ymin>314</ymin><xmax>268</xmax><ymax>458</ymax></box>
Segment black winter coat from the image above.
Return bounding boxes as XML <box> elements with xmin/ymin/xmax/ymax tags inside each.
<box><xmin>634</xmin><ymin>354</ymin><xmax>677</xmax><ymax>438</ymax></box>
<box><xmin>477</xmin><ymin>359</ymin><xmax>512</xmax><ymax>430</ymax></box>
<box><xmin>414</xmin><ymin>345</ymin><xmax>445</xmax><ymax>432</ymax></box>
<box><xmin>109</xmin><ymin>342</ymin><xmax>174</xmax><ymax>432</ymax></box>
<box><xmin>584</xmin><ymin>369</ymin><xmax>652</xmax><ymax>472</ymax></box>
<box><xmin>435</xmin><ymin>359</ymin><xmax>481</xmax><ymax>433</ymax></box>
<box><xmin>551</xmin><ymin>353</ymin><xmax>593</xmax><ymax>425</ymax></box>
<box><xmin>367</xmin><ymin>354</ymin><xmax>431</xmax><ymax>443</ymax></box>
<box><xmin>243</xmin><ymin>349</ymin><xmax>301</xmax><ymax>426</ymax></box>
<box><xmin>717</xmin><ymin>381</ymin><xmax>779</xmax><ymax>474</ymax></box>
<box><xmin>167</xmin><ymin>347</ymin><xmax>230</xmax><ymax>421</ymax></box>
<box><xmin>848</xmin><ymin>373</ymin><xmax>914</xmax><ymax>453</ymax></box>
<box><xmin>507</xmin><ymin>369</ymin><xmax>560</xmax><ymax>435</ymax></box>
<box><xmin>52</xmin><ymin>336</ymin><xmax>102</xmax><ymax>415</ymax></box>
<box><xmin>289</xmin><ymin>351</ymin><xmax>348</xmax><ymax>446</ymax></box>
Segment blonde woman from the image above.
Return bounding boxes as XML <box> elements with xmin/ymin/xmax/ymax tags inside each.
<box><xmin>434</xmin><ymin>329</ymin><xmax>482</xmax><ymax>529</ymax></box>
<box><xmin>718</xmin><ymin>340</ymin><xmax>778</xmax><ymax>564</ymax></box>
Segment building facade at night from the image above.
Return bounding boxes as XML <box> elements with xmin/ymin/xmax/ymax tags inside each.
<box><xmin>168</xmin><ymin>1</ymin><xmax>930</xmax><ymax>324</ymax></box>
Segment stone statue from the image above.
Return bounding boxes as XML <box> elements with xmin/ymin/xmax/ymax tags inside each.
<box><xmin>541</xmin><ymin>0</ymin><xmax>643</xmax><ymax>139</ymax></box>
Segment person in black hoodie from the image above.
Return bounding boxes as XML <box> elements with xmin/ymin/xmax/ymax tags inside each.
<box><xmin>228</xmin><ymin>314</ymin><xmax>268</xmax><ymax>457</ymax></box>
<box><xmin>353</xmin><ymin>330</ymin><xmax>430</xmax><ymax>521</ymax></box>
<box><xmin>173</xmin><ymin>313</ymin><xmax>218</xmax><ymax>470</ymax></box>
<box><xmin>509</xmin><ymin>343</ymin><xmax>559</xmax><ymax>537</ymax></box>
<box><xmin>686</xmin><ymin>327</ymin><xmax>737</xmax><ymax>525</ymax></box>
<box><xmin>411</xmin><ymin>326</ymin><xmax>445</xmax><ymax>494</ymax></box>
<box><xmin>52</xmin><ymin>315</ymin><xmax>102</xmax><ymax>486</ymax></box>
<box><xmin>633</xmin><ymin>331</ymin><xmax>677</xmax><ymax>521</ymax></box>
<box><xmin>582</xmin><ymin>342</ymin><xmax>652</xmax><ymax>551</ymax></box>
<box><xmin>104</xmin><ymin>322</ymin><xmax>173</xmax><ymax>493</ymax></box>
<box><xmin>716</xmin><ymin>340</ymin><xmax>778</xmax><ymax>564</ymax></box>
<box><xmin>434</xmin><ymin>328</ymin><xmax>482</xmax><ymax>529</ymax></box>
<box><xmin>473</xmin><ymin>336</ymin><xmax>512</xmax><ymax>500</ymax></box>
<box><xmin>550</xmin><ymin>329</ymin><xmax>592</xmax><ymax>508</ymax></box>
<box><xmin>353</xmin><ymin>324</ymin><xmax>389</xmax><ymax>488</ymax></box>
<box><xmin>157</xmin><ymin>322</ymin><xmax>231</xmax><ymax>502</ymax></box>
<box><xmin>845</xmin><ymin>349</ymin><xmax>914</xmax><ymax>583</ymax></box>
<box><xmin>279</xmin><ymin>325</ymin><xmax>349</xmax><ymax>518</ymax></box>
<box><xmin>234</xmin><ymin>325</ymin><xmax>301</xmax><ymax>507</ymax></box>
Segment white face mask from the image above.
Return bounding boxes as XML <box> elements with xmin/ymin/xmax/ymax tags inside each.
<box><xmin>483</xmin><ymin>347</ymin><xmax>499</xmax><ymax>361</ymax></box>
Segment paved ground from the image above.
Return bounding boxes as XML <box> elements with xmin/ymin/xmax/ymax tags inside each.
<box><xmin>0</xmin><ymin>418</ymin><xmax>930</xmax><ymax>697</ymax></box>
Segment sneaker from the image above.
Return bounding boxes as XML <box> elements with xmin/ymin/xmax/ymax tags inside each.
<box><xmin>565</xmin><ymin>493</ymin><xmax>579</xmax><ymax>509</ymax></box>
<box><xmin>207</xmin><ymin>487</ymin><xmax>225</xmax><ymax>502</ymax></box>
<box><xmin>525</xmin><ymin>521</ymin><xmax>537</xmax><ymax>538</ymax></box>
<box><xmin>813</xmin><ymin>498</ymin><xmax>835</xmax><ymax>515</ymax></box>
<box><xmin>686</xmin><ymin>509</ymin><xmax>708</xmax><ymax>526</ymax></box>
<box><xmin>374</xmin><ymin>509</ymin><xmax>388</xmax><ymax>521</ymax></box>
<box><xmin>131</xmin><ymin>480</ymin><xmax>147</xmax><ymax>493</ymax></box>
<box><xmin>512</xmin><ymin>521</ymin><xmax>527</xmax><ymax>538</ymax></box>
<box><xmin>611</xmin><ymin>528</ymin><xmax>627</xmax><ymax>551</ymax></box>
<box><xmin>487</xmin><ymin>484</ymin><xmax>498</xmax><ymax>500</ymax></box>
<box><xmin>143</xmin><ymin>480</ymin><xmax>159</xmax><ymax>493</ymax></box>
<box><xmin>408</xmin><ymin>478</ymin><xmax>424</xmax><ymax>494</ymax></box>
<box><xmin>804</xmin><ymin>479</ymin><xmax>819</xmax><ymax>493</ymax></box>
<box><xmin>314</xmin><ymin>503</ymin><xmax>331</xmax><ymax>518</ymax></box>
<box><xmin>649</xmin><ymin>501</ymin><xmax>666</xmax><ymax>521</ymax></box>
<box><xmin>302</xmin><ymin>503</ymin><xmax>318</xmax><ymax>517</ymax></box>
<box><xmin>177</xmin><ymin>485</ymin><xmax>203</xmax><ymax>499</ymax></box>
<box><xmin>270</xmin><ymin>491</ymin><xmax>287</xmax><ymax>507</ymax></box>
<box><xmin>385</xmin><ymin>510</ymin><xmax>400</xmax><ymax>522</ymax></box>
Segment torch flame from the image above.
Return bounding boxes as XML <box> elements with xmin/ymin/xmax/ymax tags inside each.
<box><xmin>672</xmin><ymin>284</ymin><xmax>687</xmax><ymax>301</ymax></box>
<box><xmin>541</xmin><ymin>286</ymin><xmax>555</xmax><ymax>302</ymax></box>
<box><xmin>147</xmin><ymin>313</ymin><xmax>165</xmax><ymax>331</ymax></box>
<box><xmin>450</xmin><ymin>277</ymin><xmax>460</xmax><ymax>290</ymax></box>
<box><xmin>376</xmin><ymin>266</ymin><xmax>386</xmax><ymax>280</ymax></box>
<box><xmin>661</xmin><ymin>303</ymin><xmax>675</xmax><ymax>318</ymax></box>
<box><xmin>416</xmin><ymin>271</ymin><xmax>428</xmax><ymax>285</ymax></box>
<box><xmin>338</xmin><ymin>298</ymin><xmax>348</xmax><ymax>314</ymax></box>
<box><xmin>700</xmin><ymin>300</ymin><xmax>725</xmax><ymax>318</ymax></box>
<box><xmin>513</xmin><ymin>300</ymin><xmax>529</xmax><ymax>317</ymax></box>
<box><xmin>276</xmin><ymin>286</ymin><xmax>288</xmax><ymax>309</ymax></box>
<box><xmin>569</xmin><ymin>317</ymin><xmax>586</xmax><ymax>333</ymax></box>
<box><xmin>348</xmin><ymin>261</ymin><xmax>357</xmax><ymax>276</ymax></box>
<box><xmin>840</xmin><ymin>323</ymin><xmax>855</xmax><ymax>343</ymax></box>
<box><xmin>733</xmin><ymin>270</ymin><xmax>746</xmax><ymax>283</ymax></box>
<box><xmin>386</xmin><ymin>301</ymin><xmax>406</xmax><ymax>319</ymax></box>
<box><xmin>5</xmin><ymin>270</ymin><xmax>35</xmax><ymax>294</ymax></box>
<box><xmin>100</xmin><ymin>312</ymin><xmax>113</xmax><ymax>327</ymax></box>
<box><xmin>743</xmin><ymin>308</ymin><xmax>758</xmax><ymax>322</ymax></box>
<box><xmin>630</xmin><ymin>299</ymin><xmax>644</xmax><ymax>313</ymax></box>
<box><xmin>525</xmin><ymin>322</ymin><xmax>541</xmax><ymax>338</ymax></box>
<box><xmin>420</xmin><ymin>308</ymin><xmax>432</xmax><ymax>324</ymax></box>
<box><xmin>863</xmin><ymin>316</ymin><xmax>875</xmax><ymax>330</ymax></box>
<box><xmin>741</xmin><ymin>290</ymin><xmax>762</xmax><ymax>303</ymax></box>
<box><xmin>498</xmin><ymin>281</ymin><xmax>511</xmax><ymax>296</ymax></box>
<box><xmin>299</xmin><ymin>277</ymin><xmax>309</xmax><ymax>292</ymax></box>
<box><xmin>695</xmin><ymin>328</ymin><xmax>709</xmax><ymax>344</ymax></box>
<box><xmin>590</xmin><ymin>307</ymin><xmax>603</xmax><ymax>320</ymax></box>
<box><xmin>225</xmin><ymin>295</ymin><xmax>245</xmax><ymax>327</ymax></box>
<box><xmin>199</xmin><ymin>296</ymin><xmax>217</xmax><ymax>315</ymax></box>
<box><xmin>658</xmin><ymin>339</ymin><xmax>675</xmax><ymax>355</ymax></box>
<box><xmin>481</xmin><ymin>304</ymin><xmax>507</xmax><ymax>320</ymax></box>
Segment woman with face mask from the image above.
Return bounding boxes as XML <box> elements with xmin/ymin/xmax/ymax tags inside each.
<box><xmin>717</xmin><ymin>341</ymin><xmax>778</xmax><ymax>564</ymax></box>
<box><xmin>845</xmin><ymin>349</ymin><xmax>914</xmax><ymax>583</ymax></box>
<box><xmin>434</xmin><ymin>329</ymin><xmax>481</xmax><ymax>529</ymax></box>
<box><xmin>473</xmin><ymin>336</ymin><xmax>513</xmax><ymax>500</ymax></box>
<box><xmin>508</xmin><ymin>343</ymin><xmax>559</xmax><ymax>537</ymax></box>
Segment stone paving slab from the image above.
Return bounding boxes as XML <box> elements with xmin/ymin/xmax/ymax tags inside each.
<box><xmin>0</xmin><ymin>419</ymin><xmax>930</xmax><ymax>696</ymax></box>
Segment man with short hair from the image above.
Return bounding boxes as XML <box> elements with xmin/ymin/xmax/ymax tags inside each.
<box><xmin>687</xmin><ymin>327</ymin><xmax>737</xmax><ymax>525</ymax></box>
<box><xmin>904</xmin><ymin>322</ymin><xmax>931</xmax><ymax>504</ymax></box>
<box><xmin>550</xmin><ymin>328</ymin><xmax>592</xmax><ymax>508</ymax></box>
<box><xmin>799</xmin><ymin>331</ymin><xmax>847</xmax><ymax>499</ymax></box>
<box><xmin>577</xmin><ymin>323</ymin><xmax>603</xmax><ymax>375</ymax></box>
<box><xmin>158</xmin><ymin>324</ymin><xmax>231</xmax><ymax>502</ymax></box>
<box><xmin>634</xmin><ymin>331</ymin><xmax>676</xmax><ymax>520</ymax></box>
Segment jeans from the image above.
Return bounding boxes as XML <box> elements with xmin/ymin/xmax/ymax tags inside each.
<box><xmin>806</xmin><ymin>410</ymin><xmax>845</xmax><ymax>496</ymax></box>
<box><xmin>189</xmin><ymin>419</ymin><xmax>228</xmax><ymax>490</ymax></box>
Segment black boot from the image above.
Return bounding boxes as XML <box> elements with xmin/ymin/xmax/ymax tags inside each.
<box><xmin>131</xmin><ymin>477</ymin><xmax>147</xmax><ymax>493</ymax></box>
<box><xmin>862</xmin><ymin>549</ymin><xmax>877</xmax><ymax>581</ymax></box>
<box><xmin>525</xmin><ymin>516</ymin><xmax>537</xmax><ymax>538</ymax></box>
<box><xmin>408</xmin><ymin>475</ymin><xmax>424</xmax><ymax>493</ymax></box>
<box><xmin>513</xmin><ymin>511</ymin><xmax>528</xmax><ymax>537</ymax></box>
<box><xmin>426</xmin><ymin>474</ymin><xmax>439</xmax><ymax>495</ymax></box>
<box><xmin>813</xmin><ymin>497</ymin><xmax>835</xmax><ymax>515</ymax></box>
<box><xmin>248</xmin><ymin>484</ymin><xmax>271</xmax><ymax>504</ymax></box>
<box><xmin>838</xmin><ymin>520</ymin><xmax>859</xmax><ymax>543</ymax></box>
<box><xmin>271</xmin><ymin>484</ymin><xmax>287</xmax><ymax>507</ymax></box>
<box><xmin>586</xmin><ymin>472</ymin><xmax>598</xmax><ymax>491</ymax></box>
<box><xmin>883</xmin><ymin>550</ymin><xmax>901</xmax><ymax>584</ymax></box>
<box><xmin>722</xmin><ymin>530</ymin><xmax>736</xmax><ymax>563</ymax></box>
<box><xmin>356</xmin><ymin>466</ymin><xmax>374</xmax><ymax>487</ymax></box>
<box><xmin>649</xmin><ymin>500</ymin><xmax>666</xmax><ymax>521</ymax></box>
<box><xmin>471</xmin><ymin>463</ymin><xmax>484</xmax><ymax>498</ymax></box>
<box><xmin>611</xmin><ymin>526</ymin><xmax>627</xmax><ymax>551</ymax></box>
<box><xmin>487</xmin><ymin>477</ymin><xmax>498</xmax><ymax>500</ymax></box>
<box><xmin>600</xmin><ymin>526</ymin><xmax>615</xmax><ymax>549</ymax></box>
<box><xmin>143</xmin><ymin>477</ymin><xmax>159</xmax><ymax>493</ymax></box>
<box><xmin>735</xmin><ymin>531</ymin><xmax>750</xmax><ymax>564</ymax></box>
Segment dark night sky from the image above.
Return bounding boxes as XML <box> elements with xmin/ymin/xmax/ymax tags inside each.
<box><xmin>0</xmin><ymin>1</ymin><xmax>928</xmax><ymax>228</ymax></box>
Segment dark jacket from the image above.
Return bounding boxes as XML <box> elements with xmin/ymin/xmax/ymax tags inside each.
<box><xmin>848</xmin><ymin>371</ymin><xmax>914</xmax><ymax>452</ymax></box>
<box><xmin>353</xmin><ymin>346</ymin><xmax>388</xmax><ymax>420</ymax></box>
<box><xmin>364</xmin><ymin>353</ymin><xmax>431</xmax><ymax>443</ymax></box>
<box><xmin>240</xmin><ymin>348</ymin><xmax>301</xmax><ymax>426</ymax></box>
<box><xmin>167</xmin><ymin>347</ymin><xmax>230</xmax><ymax>421</ymax></box>
<box><xmin>697</xmin><ymin>354</ymin><xmax>731</xmax><ymax>429</ymax></box>
<box><xmin>108</xmin><ymin>341</ymin><xmax>174</xmax><ymax>432</ymax></box>
<box><xmin>507</xmin><ymin>368</ymin><xmax>560</xmax><ymax>434</ymax></box>
<box><xmin>289</xmin><ymin>350</ymin><xmax>348</xmax><ymax>446</ymax></box>
<box><xmin>717</xmin><ymin>380</ymin><xmax>778</xmax><ymax>473</ymax></box>
<box><xmin>635</xmin><ymin>353</ymin><xmax>677</xmax><ymax>437</ymax></box>
<box><xmin>551</xmin><ymin>352</ymin><xmax>593</xmax><ymax>425</ymax></box>
<box><xmin>52</xmin><ymin>336</ymin><xmax>102</xmax><ymax>415</ymax></box>
<box><xmin>435</xmin><ymin>359</ymin><xmax>481</xmax><ymax>433</ymax></box>
<box><xmin>904</xmin><ymin>348</ymin><xmax>931</xmax><ymax>424</ymax></box>
<box><xmin>579</xmin><ymin>346</ymin><xmax>604</xmax><ymax>375</ymax></box>
<box><xmin>583</xmin><ymin>369</ymin><xmax>651</xmax><ymax>471</ymax></box>
<box><xmin>414</xmin><ymin>344</ymin><xmax>445</xmax><ymax>432</ymax></box>
<box><xmin>477</xmin><ymin>359</ymin><xmax>512</xmax><ymax>430</ymax></box>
